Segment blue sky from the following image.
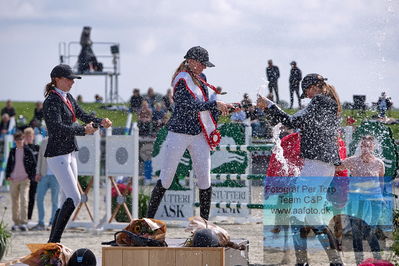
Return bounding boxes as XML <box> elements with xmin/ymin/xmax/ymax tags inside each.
<box><xmin>0</xmin><ymin>0</ymin><xmax>398</xmax><ymax>107</ymax></box>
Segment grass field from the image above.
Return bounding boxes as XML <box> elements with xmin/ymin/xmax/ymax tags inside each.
<box><xmin>1</xmin><ymin>101</ymin><xmax>398</xmax><ymax>139</ymax></box>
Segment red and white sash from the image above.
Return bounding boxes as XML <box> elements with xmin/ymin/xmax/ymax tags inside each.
<box><xmin>172</xmin><ymin>72</ymin><xmax>221</xmax><ymax>149</ymax></box>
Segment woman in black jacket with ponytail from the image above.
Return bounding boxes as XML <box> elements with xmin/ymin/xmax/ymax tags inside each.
<box><xmin>43</xmin><ymin>64</ymin><xmax>112</xmax><ymax>243</ymax></box>
<box><xmin>258</xmin><ymin>73</ymin><xmax>343</xmax><ymax>266</ymax></box>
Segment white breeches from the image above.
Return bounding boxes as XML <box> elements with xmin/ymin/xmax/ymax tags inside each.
<box><xmin>47</xmin><ymin>152</ymin><xmax>81</xmax><ymax>207</ymax></box>
<box><xmin>160</xmin><ymin>131</ymin><xmax>211</xmax><ymax>190</ymax></box>
<box><xmin>292</xmin><ymin>159</ymin><xmax>335</xmax><ymax>225</ymax></box>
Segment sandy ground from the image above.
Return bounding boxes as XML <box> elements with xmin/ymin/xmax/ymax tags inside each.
<box><xmin>0</xmin><ymin>185</ymin><xmax>396</xmax><ymax>265</ymax></box>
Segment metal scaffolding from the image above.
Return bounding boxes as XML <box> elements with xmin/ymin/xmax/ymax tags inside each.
<box><xmin>58</xmin><ymin>41</ymin><xmax>121</xmax><ymax>103</ymax></box>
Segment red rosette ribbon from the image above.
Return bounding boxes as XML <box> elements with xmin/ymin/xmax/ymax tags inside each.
<box><xmin>209</xmin><ymin>130</ymin><xmax>221</xmax><ymax>148</ymax></box>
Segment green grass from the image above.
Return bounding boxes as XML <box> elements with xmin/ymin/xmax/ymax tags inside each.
<box><xmin>1</xmin><ymin>101</ymin><xmax>398</xmax><ymax>139</ymax></box>
<box><xmin>1</xmin><ymin>101</ymin><xmax>130</xmax><ymax>128</ymax></box>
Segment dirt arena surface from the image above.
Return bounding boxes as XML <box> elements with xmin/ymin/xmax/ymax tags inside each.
<box><xmin>1</xmin><ymin>185</ymin><xmax>395</xmax><ymax>265</ymax></box>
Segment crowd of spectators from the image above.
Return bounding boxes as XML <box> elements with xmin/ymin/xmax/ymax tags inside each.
<box><xmin>130</xmin><ymin>86</ymin><xmax>272</xmax><ymax>138</ymax></box>
<box><xmin>230</xmin><ymin>93</ymin><xmax>270</xmax><ymax>138</ymax></box>
<box><xmin>0</xmin><ymin>100</ymin><xmax>47</xmax><ymax>141</ymax></box>
<box><xmin>129</xmin><ymin>87</ymin><xmax>174</xmax><ymax>137</ymax></box>
<box><xmin>0</xmin><ymin>87</ymin><xmax>395</xmax><ymax>140</ymax></box>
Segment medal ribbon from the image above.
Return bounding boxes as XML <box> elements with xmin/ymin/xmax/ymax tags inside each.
<box><xmin>51</xmin><ymin>90</ymin><xmax>76</xmax><ymax>122</ymax></box>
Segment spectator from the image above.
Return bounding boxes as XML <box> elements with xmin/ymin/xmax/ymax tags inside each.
<box><xmin>31</xmin><ymin>137</ymin><xmax>60</xmax><ymax>231</ymax></box>
<box><xmin>76</xmin><ymin>95</ymin><xmax>83</xmax><ymax>103</ymax></box>
<box><xmin>30</xmin><ymin>102</ymin><xmax>44</xmax><ymax>128</ymax></box>
<box><xmin>377</xmin><ymin>92</ymin><xmax>392</xmax><ymax>118</ymax></box>
<box><xmin>232</xmin><ymin>94</ymin><xmax>251</xmax><ymax>122</ymax></box>
<box><xmin>0</xmin><ymin>113</ymin><xmax>10</xmax><ymax>135</ymax></box>
<box><xmin>245</xmin><ymin>104</ymin><xmax>257</xmax><ymax>120</ymax></box>
<box><xmin>266</xmin><ymin>59</ymin><xmax>280</xmax><ymax>103</ymax></box>
<box><xmin>251</xmin><ymin>108</ymin><xmax>268</xmax><ymax>138</ymax></box>
<box><xmin>129</xmin><ymin>88</ymin><xmax>144</xmax><ymax>114</ymax></box>
<box><xmin>245</xmin><ymin>105</ymin><xmax>265</xmax><ymax>136</ymax></box>
<box><xmin>336</xmin><ymin>135</ymin><xmax>385</xmax><ymax>264</ymax></box>
<box><xmin>77</xmin><ymin>26</ymin><xmax>102</xmax><ymax>73</ymax></box>
<box><xmin>162</xmin><ymin>111</ymin><xmax>172</xmax><ymax>125</ymax></box>
<box><xmin>94</xmin><ymin>94</ymin><xmax>103</xmax><ymax>103</ymax></box>
<box><xmin>138</xmin><ymin>100</ymin><xmax>153</xmax><ymax>136</ymax></box>
<box><xmin>209</xmin><ymin>86</ymin><xmax>222</xmax><ymax>102</ymax></box>
<box><xmin>241</xmin><ymin>93</ymin><xmax>253</xmax><ymax>108</ymax></box>
<box><xmin>33</xmin><ymin>102</ymin><xmax>44</xmax><ymax>121</ymax></box>
<box><xmin>231</xmin><ymin>109</ymin><xmax>247</xmax><ymax>122</ymax></box>
<box><xmin>6</xmin><ymin>131</ymin><xmax>36</xmax><ymax>231</ymax></box>
<box><xmin>152</xmin><ymin>103</ymin><xmax>166</xmax><ymax>133</ymax></box>
<box><xmin>162</xmin><ymin>88</ymin><xmax>174</xmax><ymax>112</ymax></box>
<box><xmin>24</xmin><ymin>127</ymin><xmax>40</xmax><ymax>221</ymax></box>
<box><xmin>289</xmin><ymin>61</ymin><xmax>302</xmax><ymax>109</ymax></box>
<box><xmin>16</xmin><ymin>115</ymin><xmax>28</xmax><ymax>132</ymax></box>
<box><xmin>145</xmin><ymin>87</ymin><xmax>157</xmax><ymax>110</ymax></box>
<box><xmin>1</xmin><ymin>100</ymin><xmax>16</xmax><ymax>117</ymax></box>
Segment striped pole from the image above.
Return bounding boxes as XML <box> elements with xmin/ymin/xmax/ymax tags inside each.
<box><xmin>215</xmin><ymin>144</ymin><xmax>274</xmax><ymax>152</ymax></box>
<box><xmin>211</xmin><ymin>174</ymin><xmax>265</xmax><ymax>181</ymax></box>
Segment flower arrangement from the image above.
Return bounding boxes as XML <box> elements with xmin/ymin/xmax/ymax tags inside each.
<box><xmin>21</xmin><ymin>243</ymin><xmax>73</xmax><ymax>266</ymax></box>
<box><xmin>39</xmin><ymin>246</ymin><xmax>62</xmax><ymax>266</ymax></box>
<box><xmin>111</xmin><ymin>183</ymin><xmax>132</xmax><ymax>198</ymax></box>
<box><xmin>111</xmin><ymin>183</ymin><xmax>149</xmax><ymax>222</ymax></box>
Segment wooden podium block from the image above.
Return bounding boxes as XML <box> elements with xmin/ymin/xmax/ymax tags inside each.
<box><xmin>102</xmin><ymin>247</ymin><xmax>229</xmax><ymax>266</ymax></box>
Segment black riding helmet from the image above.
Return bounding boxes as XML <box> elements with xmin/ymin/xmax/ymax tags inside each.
<box><xmin>68</xmin><ymin>248</ymin><xmax>97</xmax><ymax>266</ymax></box>
<box><xmin>300</xmin><ymin>73</ymin><xmax>327</xmax><ymax>99</ymax></box>
<box><xmin>184</xmin><ymin>46</ymin><xmax>215</xmax><ymax>67</ymax></box>
<box><xmin>192</xmin><ymin>229</ymin><xmax>219</xmax><ymax>247</ymax></box>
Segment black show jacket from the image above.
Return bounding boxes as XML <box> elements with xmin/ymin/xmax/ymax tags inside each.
<box><xmin>43</xmin><ymin>91</ymin><xmax>102</xmax><ymax>157</ymax></box>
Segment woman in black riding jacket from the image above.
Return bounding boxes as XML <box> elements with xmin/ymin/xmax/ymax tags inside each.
<box><xmin>258</xmin><ymin>73</ymin><xmax>343</xmax><ymax>266</ymax></box>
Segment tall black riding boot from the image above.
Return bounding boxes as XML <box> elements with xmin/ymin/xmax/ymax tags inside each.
<box><xmin>199</xmin><ymin>187</ymin><xmax>212</xmax><ymax>220</ymax></box>
<box><xmin>48</xmin><ymin>208</ymin><xmax>60</xmax><ymax>242</ymax></box>
<box><xmin>48</xmin><ymin>198</ymin><xmax>76</xmax><ymax>243</ymax></box>
<box><xmin>147</xmin><ymin>180</ymin><xmax>167</xmax><ymax>218</ymax></box>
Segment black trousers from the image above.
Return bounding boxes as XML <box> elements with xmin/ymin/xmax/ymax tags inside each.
<box><xmin>350</xmin><ymin>217</ymin><xmax>382</xmax><ymax>264</ymax></box>
<box><xmin>28</xmin><ymin>180</ymin><xmax>38</xmax><ymax>220</ymax></box>
<box><xmin>289</xmin><ymin>84</ymin><xmax>301</xmax><ymax>108</ymax></box>
<box><xmin>268</xmin><ymin>81</ymin><xmax>279</xmax><ymax>103</ymax></box>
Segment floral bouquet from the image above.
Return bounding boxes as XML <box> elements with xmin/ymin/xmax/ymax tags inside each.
<box><xmin>21</xmin><ymin>243</ymin><xmax>73</xmax><ymax>266</ymax></box>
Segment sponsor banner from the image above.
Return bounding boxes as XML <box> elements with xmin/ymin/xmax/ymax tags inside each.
<box><xmin>155</xmin><ymin>190</ymin><xmax>193</xmax><ymax>220</ymax></box>
<box><xmin>210</xmin><ymin>186</ymin><xmax>250</xmax><ymax>217</ymax></box>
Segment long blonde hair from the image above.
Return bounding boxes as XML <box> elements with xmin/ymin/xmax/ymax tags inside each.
<box><xmin>171</xmin><ymin>60</ymin><xmax>202</xmax><ymax>88</ymax></box>
<box><xmin>316</xmin><ymin>82</ymin><xmax>342</xmax><ymax>115</ymax></box>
